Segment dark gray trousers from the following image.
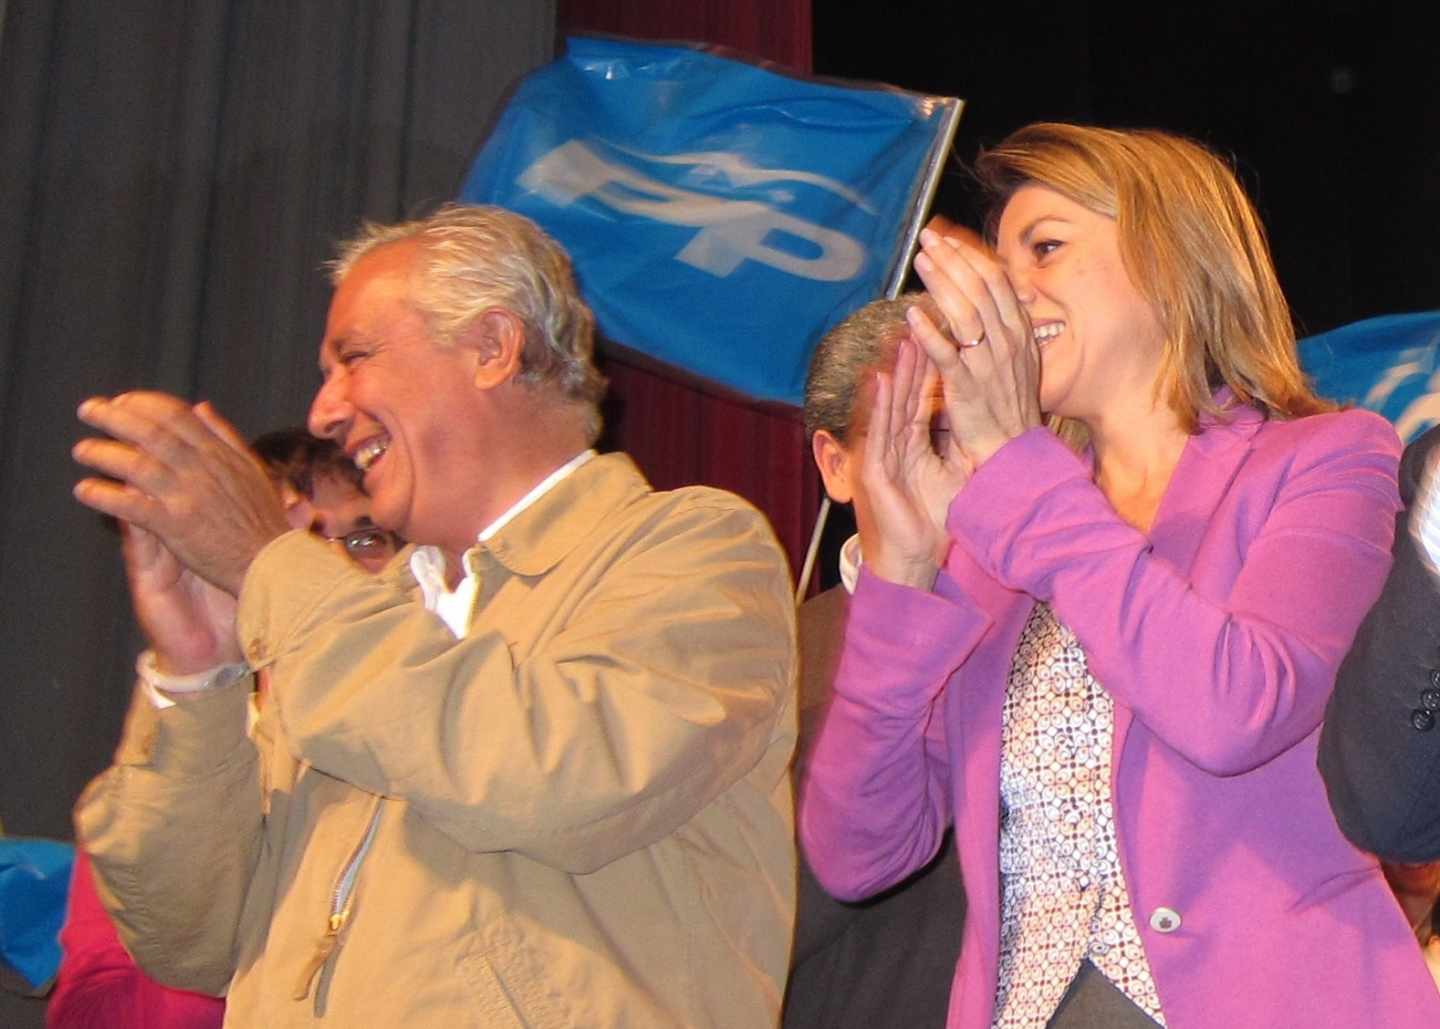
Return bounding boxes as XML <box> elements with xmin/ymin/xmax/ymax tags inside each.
<box><xmin>1048</xmin><ymin>961</ymin><xmax>1161</xmax><ymax>1029</ymax></box>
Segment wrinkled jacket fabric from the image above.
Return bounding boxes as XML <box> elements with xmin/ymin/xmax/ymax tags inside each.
<box><xmin>49</xmin><ymin>850</ymin><xmax>225</xmax><ymax>1028</ymax></box>
<box><xmin>77</xmin><ymin>453</ymin><xmax>798</xmax><ymax>1027</ymax></box>
<box><xmin>801</xmin><ymin>409</ymin><xmax>1440</xmax><ymax>1027</ymax></box>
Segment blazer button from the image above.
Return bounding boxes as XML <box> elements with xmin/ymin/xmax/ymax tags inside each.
<box><xmin>1423</xmin><ymin>688</ymin><xmax>1440</xmax><ymax>712</ymax></box>
<box><xmin>1149</xmin><ymin>907</ymin><xmax>1182</xmax><ymax>933</ymax></box>
<box><xmin>1413</xmin><ymin>709</ymin><xmax>1437</xmax><ymax>732</ymax></box>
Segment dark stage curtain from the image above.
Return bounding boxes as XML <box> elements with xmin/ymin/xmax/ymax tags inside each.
<box><xmin>1</xmin><ymin>4</ymin><xmax>553</xmax><ymax>1021</ymax></box>
<box><xmin>559</xmin><ymin>0</ymin><xmax>824</xmax><ymax>587</ymax></box>
<box><xmin>0</xmin><ymin>0</ymin><xmax>554</xmax><ymax>898</ymax></box>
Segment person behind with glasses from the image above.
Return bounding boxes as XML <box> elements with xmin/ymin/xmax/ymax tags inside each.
<box><xmin>49</xmin><ymin>428</ymin><xmax>394</xmax><ymax>1029</ymax></box>
<box><xmin>253</xmin><ymin>427</ymin><xmax>402</xmax><ymax>572</ymax></box>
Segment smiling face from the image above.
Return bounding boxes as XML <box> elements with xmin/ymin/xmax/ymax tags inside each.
<box><xmin>995</xmin><ymin>184</ymin><xmax>1167</xmax><ymax>422</ymax></box>
<box><xmin>308</xmin><ymin>241</ymin><xmax>488</xmax><ymax>556</ymax></box>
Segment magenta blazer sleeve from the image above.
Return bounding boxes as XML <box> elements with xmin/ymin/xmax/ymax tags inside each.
<box><xmin>47</xmin><ymin>851</ymin><xmax>225</xmax><ymax>1029</ymax></box>
<box><xmin>798</xmin><ymin>568</ymin><xmax>992</xmax><ymax>901</ymax></box>
<box><xmin>952</xmin><ymin>417</ymin><xmax>1399</xmax><ymax>775</ymax></box>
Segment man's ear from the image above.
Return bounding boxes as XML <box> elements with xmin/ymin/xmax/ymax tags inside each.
<box><xmin>812</xmin><ymin>429</ymin><xmax>855</xmax><ymax>504</ymax></box>
<box><xmin>462</xmin><ymin>309</ymin><xmax>526</xmax><ymax>390</ymax></box>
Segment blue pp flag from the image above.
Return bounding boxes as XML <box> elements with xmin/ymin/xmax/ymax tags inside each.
<box><xmin>1299</xmin><ymin>312</ymin><xmax>1440</xmax><ymax>442</ymax></box>
<box><xmin>0</xmin><ymin>837</ymin><xmax>73</xmax><ymax>992</ymax></box>
<box><xmin>460</xmin><ymin>36</ymin><xmax>961</xmax><ymax>406</ymax></box>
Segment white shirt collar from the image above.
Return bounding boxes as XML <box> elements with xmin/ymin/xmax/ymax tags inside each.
<box><xmin>410</xmin><ymin>449</ymin><xmax>596</xmax><ymax>637</ymax></box>
<box><xmin>838</xmin><ymin>533</ymin><xmax>862</xmax><ymax>594</ymax></box>
<box><xmin>478</xmin><ymin>449</ymin><xmax>596</xmax><ymax>542</ymax></box>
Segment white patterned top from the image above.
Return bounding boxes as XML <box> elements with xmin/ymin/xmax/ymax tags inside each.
<box><xmin>991</xmin><ymin>603</ymin><xmax>1166</xmax><ymax>1028</ymax></box>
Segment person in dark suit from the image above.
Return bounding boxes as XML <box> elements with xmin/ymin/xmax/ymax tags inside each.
<box><xmin>1321</xmin><ymin>424</ymin><xmax>1440</xmax><ymax>861</ymax></box>
<box><xmin>784</xmin><ymin>292</ymin><xmax>967</xmax><ymax>1029</ymax></box>
<box><xmin>1321</xmin><ymin>424</ymin><xmax>1440</xmax><ymax>984</ymax></box>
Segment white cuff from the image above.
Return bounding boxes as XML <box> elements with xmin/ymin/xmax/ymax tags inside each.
<box><xmin>1411</xmin><ymin>447</ymin><xmax>1440</xmax><ymax>576</ymax></box>
<box><xmin>137</xmin><ymin>650</ymin><xmax>250</xmax><ymax>710</ymax></box>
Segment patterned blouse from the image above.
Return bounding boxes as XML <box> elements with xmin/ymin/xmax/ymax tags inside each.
<box><xmin>991</xmin><ymin>603</ymin><xmax>1166</xmax><ymax>1028</ymax></box>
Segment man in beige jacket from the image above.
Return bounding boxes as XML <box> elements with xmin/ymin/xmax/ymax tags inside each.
<box><xmin>71</xmin><ymin>205</ymin><xmax>798</xmax><ymax>1027</ymax></box>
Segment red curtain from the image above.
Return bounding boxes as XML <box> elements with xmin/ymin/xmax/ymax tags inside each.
<box><xmin>556</xmin><ymin>2</ymin><xmax>812</xmax><ymax>71</ymax></box>
<box><xmin>557</xmin><ymin>0</ymin><xmax>821</xmax><ymax>585</ymax></box>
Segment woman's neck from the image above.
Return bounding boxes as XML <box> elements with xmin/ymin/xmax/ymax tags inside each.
<box><xmin>1085</xmin><ymin>402</ymin><xmax>1190</xmax><ymax>534</ymax></box>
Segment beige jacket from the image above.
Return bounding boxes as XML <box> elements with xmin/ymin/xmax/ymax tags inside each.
<box><xmin>76</xmin><ymin>453</ymin><xmax>798</xmax><ymax>1027</ymax></box>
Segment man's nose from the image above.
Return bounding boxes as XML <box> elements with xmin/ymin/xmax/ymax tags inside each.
<box><xmin>309</xmin><ymin>374</ymin><xmax>352</xmax><ymax>441</ymax></box>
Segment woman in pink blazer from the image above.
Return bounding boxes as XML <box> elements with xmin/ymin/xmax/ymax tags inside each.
<box><xmin>799</xmin><ymin>123</ymin><xmax>1437</xmax><ymax>1027</ymax></box>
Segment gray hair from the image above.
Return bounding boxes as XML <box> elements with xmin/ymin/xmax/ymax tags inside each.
<box><xmin>331</xmin><ymin>204</ymin><xmax>606</xmax><ymax>442</ymax></box>
<box><xmin>803</xmin><ymin>291</ymin><xmax>940</xmax><ymax>442</ymax></box>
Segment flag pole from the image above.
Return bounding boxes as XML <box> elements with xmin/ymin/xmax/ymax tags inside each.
<box><xmin>794</xmin><ymin>496</ymin><xmax>831</xmax><ymax>606</ymax></box>
<box><xmin>794</xmin><ymin>97</ymin><xmax>963</xmax><ymax>605</ymax></box>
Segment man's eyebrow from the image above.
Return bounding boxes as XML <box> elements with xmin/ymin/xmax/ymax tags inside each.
<box><xmin>318</xmin><ymin>334</ymin><xmax>349</xmax><ymax>373</ymax></box>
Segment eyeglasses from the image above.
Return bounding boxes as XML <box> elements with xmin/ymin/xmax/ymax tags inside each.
<box><xmin>328</xmin><ymin>525</ymin><xmax>399</xmax><ymax>561</ymax></box>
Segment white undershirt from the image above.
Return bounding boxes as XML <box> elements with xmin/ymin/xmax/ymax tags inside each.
<box><xmin>838</xmin><ymin>533</ymin><xmax>862</xmax><ymax>595</ymax></box>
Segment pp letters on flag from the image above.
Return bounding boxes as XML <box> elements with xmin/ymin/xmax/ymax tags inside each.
<box><xmin>461</xmin><ymin>36</ymin><xmax>960</xmax><ymax>405</ymax></box>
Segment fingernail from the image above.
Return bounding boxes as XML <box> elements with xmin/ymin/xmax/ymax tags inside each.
<box><xmin>915</xmin><ymin>253</ymin><xmax>933</xmax><ymax>273</ymax></box>
<box><xmin>919</xmin><ymin>228</ymin><xmax>938</xmax><ymax>247</ymax></box>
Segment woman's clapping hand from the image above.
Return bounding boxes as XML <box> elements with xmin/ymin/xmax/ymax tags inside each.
<box><xmin>910</xmin><ymin>229</ymin><xmax>1042</xmax><ymax>470</ymax></box>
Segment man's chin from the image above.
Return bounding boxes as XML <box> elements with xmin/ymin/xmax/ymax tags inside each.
<box><xmin>366</xmin><ymin>496</ymin><xmax>410</xmax><ymax>546</ymax></box>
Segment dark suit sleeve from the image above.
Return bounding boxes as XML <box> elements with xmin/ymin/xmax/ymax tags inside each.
<box><xmin>1320</xmin><ymin>425</ymin><xmax>1440</xmax><ymax>861</ymax></box>
<box><xmin>786</xmin><ymin>587</ymin><xmax>966</xmax><ymax>1029</ymax></box>
<box><xmin>790</xmin><ymin>588</ymin><xmax>863</xmax><ymax>960</ymax></box>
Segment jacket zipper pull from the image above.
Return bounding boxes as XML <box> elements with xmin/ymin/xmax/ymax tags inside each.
<box><xmin>291</xmin><ymin>909</ymin><xmax>348</xmax><ymax>1001</ymax></box>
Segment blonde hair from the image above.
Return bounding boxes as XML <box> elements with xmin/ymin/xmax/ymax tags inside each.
<box><xmin>976</xmin><ymin>123</ymin><xmax>1331</xmax><ymax>446</ymax></box>
<box><xmin>332</xmin><ymin>204</ymin><xmax>606</xmax><ymax>443</ymax></box>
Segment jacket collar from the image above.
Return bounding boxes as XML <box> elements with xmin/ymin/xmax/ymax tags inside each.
<box><xmin>1147</xmin><ymin>391</ymin><xmax>1266</xmax><ymax>563</ymax></box>
<box><xmin>473</xmin><ymin>451</ymin><xmax>650</xmax><ymax>577</ymax></box>
<box><xmin>1109</xmin><ymin>390</ymin><xmax>1267</xmax><ymax>786</ymax></box>
<box><xmin>1191</xmin><ymin>386</ymin><xmax>1267</xmax><ymax>446</ymax></box>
